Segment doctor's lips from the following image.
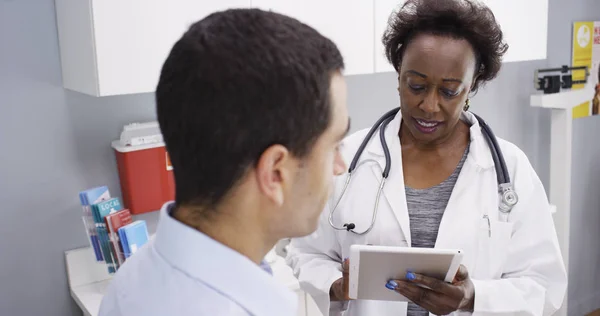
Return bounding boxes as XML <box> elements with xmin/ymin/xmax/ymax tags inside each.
<box><xmin>413</xmin><ymin>117</ymin><xmax>442</xmax><ymax>134</ymax></box>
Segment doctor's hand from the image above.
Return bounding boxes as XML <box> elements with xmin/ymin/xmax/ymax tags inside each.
<box><xmin>387</xmin><ymin>265</ymin><xmax>475</xmax><ymax>315</ymax></box>
<box><xmin>330</xmin><ymin>258</ymin><xmax>351</xmax><ymax>301</ymax></box>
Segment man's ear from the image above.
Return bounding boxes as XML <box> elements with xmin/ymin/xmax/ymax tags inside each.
<box><xmin>254</xmin><ymin>144</ymin><xmax>292</xmax><ymax>207</ymax></box>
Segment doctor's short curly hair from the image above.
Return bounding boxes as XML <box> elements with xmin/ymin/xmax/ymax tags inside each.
<box><xmin>382</xmin><ymin>0</ymin><xmax>508</xmax><ymax>93</ymax></box>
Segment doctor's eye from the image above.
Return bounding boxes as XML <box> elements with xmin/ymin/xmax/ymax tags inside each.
<box><xmin>441</xmin><ymin>88</ymin><xmax>459</xmax><ymax>98</ymax></box>
<box><xmin>408</xmin><ymin>83</ymin><xmax>425</xmax><ymax>93</ymax></box>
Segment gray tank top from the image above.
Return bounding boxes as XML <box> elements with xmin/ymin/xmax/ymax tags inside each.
<box><xmin>405</xmin><ymin>144</ymin><xmax>469</xmax><ymax>316</ymax></box>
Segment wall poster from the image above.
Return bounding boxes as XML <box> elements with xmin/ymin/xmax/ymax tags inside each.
<box><xmin>571</xmin><ymin>21</ymin><xmax>600</xmax><ymax>119</ymax></box>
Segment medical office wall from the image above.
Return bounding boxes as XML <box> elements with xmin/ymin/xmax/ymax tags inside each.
<box><xmin>0</xmin><ymin>1</ymin><xmax>598</xmax><ymax>316</ymax></box>
<box><xmin>569</xmin><ymin>116</ymin><xmax>600</xmax><ymax>316</ymax></box>
<box><xmin>568</xmin><ymin>18</ymin><xmax>600</xmax><ymax>316</ymax></box>
<box><xmin>54</xmin><ymin>0</ymin><xmax>548</xmax><ymax>97</ymax></box>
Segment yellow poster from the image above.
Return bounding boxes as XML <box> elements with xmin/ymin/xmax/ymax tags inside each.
<box><xmin>571</xmin><ymin>21</ymin><xmax>600</xmax><ymax>119</ymax></box>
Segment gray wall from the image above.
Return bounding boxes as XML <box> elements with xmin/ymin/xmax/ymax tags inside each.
<box><xmin>544</xmin><ymin>0</ymin><xmax>600</xmax><ymax>315</ymax></box>
<box><xmin>0</xmin><ymin>1</ymin><xmax>158</xmax><ymax>315</ymax></box>
<box><xmin>570</xmin><ymin>118</ymin><xmax>600</xmax><ymax>316</ymax></box>
<box><xmin>0</xmin><ymin>0</ymin><xmax>597</xmax><ymax>316</ymax></box>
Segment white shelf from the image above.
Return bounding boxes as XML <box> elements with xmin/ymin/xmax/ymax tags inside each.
<box><xmin>70</xmin><ymin>280</ymin><xmax>111</xmax><ymax>316</ymax></box>
<box><xmin>65</xmin><ymin>247</ymin><xmax>113</xmax><ymax>316</ymax></box>
<box><xmin>530</xmin><ymin>87</ymin><xmax>595</xmax><ymax>109</ymax></box>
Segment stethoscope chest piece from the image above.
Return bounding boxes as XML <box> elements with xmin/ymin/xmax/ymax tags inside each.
<box><xmin>498</xmin><ymin>183</ymin><xmax>518</xmax><ymax>213</ymax></box>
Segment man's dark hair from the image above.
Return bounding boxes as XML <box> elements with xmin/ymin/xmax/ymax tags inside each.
<box><xmin>382</xmin><ymin>0</ymin><xmax>508</xmax><ymax>93</ymax></box>
<box><xmin>156</xmin><ymin>8</ymin><xmax>344</xmax><ymax>210</ymax></box>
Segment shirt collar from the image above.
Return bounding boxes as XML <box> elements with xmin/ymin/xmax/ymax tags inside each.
<box><xmin>154</xmin><ymin>202</ymin><xmax>297</xmax><ymax>316</ymax></box>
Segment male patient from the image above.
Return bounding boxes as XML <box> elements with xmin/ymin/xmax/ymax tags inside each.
<box><xmin>98</xmin><ymin>8</ymin><xmax>349</xmax><ymax>316</ymax></box>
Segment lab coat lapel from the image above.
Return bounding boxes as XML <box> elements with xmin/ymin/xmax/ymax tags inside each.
<box><xmin>434</xmin><ymin>112</ymin><xmax>496</xmax><ymax>266</ymax></box>
<box><xmin>433</xmin><ymin>155</ymin><xmax>481</xmax><ymax>255</ymax></box>
<box><xmin>365</xmin><ymin>110</ymin><xmax>411</xmax><ymax>245</ymax></box>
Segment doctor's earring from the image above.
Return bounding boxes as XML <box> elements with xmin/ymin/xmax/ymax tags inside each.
<box><xmin>463</xmin><ymin>98</ymin><xmax>470</xmax><ymax>111</ymax></box>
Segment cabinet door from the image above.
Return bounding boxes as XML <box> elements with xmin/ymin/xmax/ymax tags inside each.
<box><xmin>374</xmin><ymin>0</ymin><xmax>403</xmax><ymax>73</ymax></box>
<box><xmin>482</xmin><ymin>0</ymin><xmax>548</xmax><ymax>62</ymax></box>
<box><xmin>91</xmin><ymin>0</ymin><xmax>251</xmax><ymax>96</ymax></box>
<box><xmin>251</xmin><ymin>0</ymin><xmax>374</xmax><ymax>76</ymax></box>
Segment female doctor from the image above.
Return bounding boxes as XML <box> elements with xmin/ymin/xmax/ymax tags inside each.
<box><xmin>285</xmin><ymin>0</ymin><xmax>567</xmax><ymax>315</ymax></box>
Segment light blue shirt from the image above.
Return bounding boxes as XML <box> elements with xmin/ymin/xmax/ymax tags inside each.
<box><xmin>98</xmin><ymin>202</ymin><xmax>297</xmax><ymax>316</ymax></box>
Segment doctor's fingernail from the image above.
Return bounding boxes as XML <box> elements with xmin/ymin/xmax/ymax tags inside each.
<box><xmin>385</xmin><ymin>280</ymin><xmax>398</xmax><ymax>290</ymax></box>
<box><xmin>406</xmin><ymin>272</ymin><xmax>416</xmax><ymax>281</ymax></box>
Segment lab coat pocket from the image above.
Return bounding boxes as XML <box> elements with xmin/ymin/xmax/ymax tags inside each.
<box><xmin>475</xmin><ymin>219</ymin><xmax>513</xmax><ymax>279</ymax></box>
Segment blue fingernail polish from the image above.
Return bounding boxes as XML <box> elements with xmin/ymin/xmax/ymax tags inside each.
<box><xmin>406</xmin><ymin>272</ymin><xmax>416</xmax><ymax>281</ymax></box>
<box><xmin>385</xmin><ymin>280</ymin><xmax>398</xmax><ymax>290</ymax></box>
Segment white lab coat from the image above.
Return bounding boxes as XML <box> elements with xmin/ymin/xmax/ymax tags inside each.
<box><xmin>286</xmin><ymin>110</ymin><xmax>567</xmax><ymax>316</ymax></box>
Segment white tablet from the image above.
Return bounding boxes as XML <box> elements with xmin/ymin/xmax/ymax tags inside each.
<box><xmin>348</xmin><ymin>244</ymin><xmax>463</xmax><ymax>301</ymax></box>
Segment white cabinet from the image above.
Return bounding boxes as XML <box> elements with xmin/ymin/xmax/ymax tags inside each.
<box><xmin>481</xmin><ymin>0</ymin><xmax>548</xmax><ymax>62</ymax></box>
<box><xmin>55</xmin><ymin>0</ymin><xmax>251</xmax><ymax>97</ymax></box>
<box><xmin>250</xmin><ymin>0</ymin><xmax>374</xmax><ymax>76</ymax></box>
<box><xmin>55</xmin><ymin>0</ymin><xmax>549</xmax><ymax>97</ymax></box>
<box><xmin>374</xmin><ymin>0</ymin><xmax>402</xmax><ymax>73</ymax></box>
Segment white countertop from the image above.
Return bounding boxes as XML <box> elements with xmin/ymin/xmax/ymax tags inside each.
<box><xmin>70</xmin><ymin>279</ymin><xmax>112</xmax><ymax>316</ymax></box>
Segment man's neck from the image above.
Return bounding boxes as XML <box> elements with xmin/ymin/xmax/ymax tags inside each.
<box><xmin>172</xmin><ymin>205</ymin><xmax>275</xmax><ymax>264</ymax></box>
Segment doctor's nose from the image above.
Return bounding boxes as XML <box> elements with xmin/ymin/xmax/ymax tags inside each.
<box><xmin>419</xmin><ymin>90</ymin><xmax>441</xmax><ymax>113</ymax></box>
<box><xmin>333</xmin><ymin>151</ymin><xmax>346</xmax><ymax>176</ymax></box>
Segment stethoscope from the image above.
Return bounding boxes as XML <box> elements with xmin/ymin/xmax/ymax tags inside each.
<box><xmin>328</xmin><ymin>107</ymin><xmax>519</xmax><ymax>235</ymax></box>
